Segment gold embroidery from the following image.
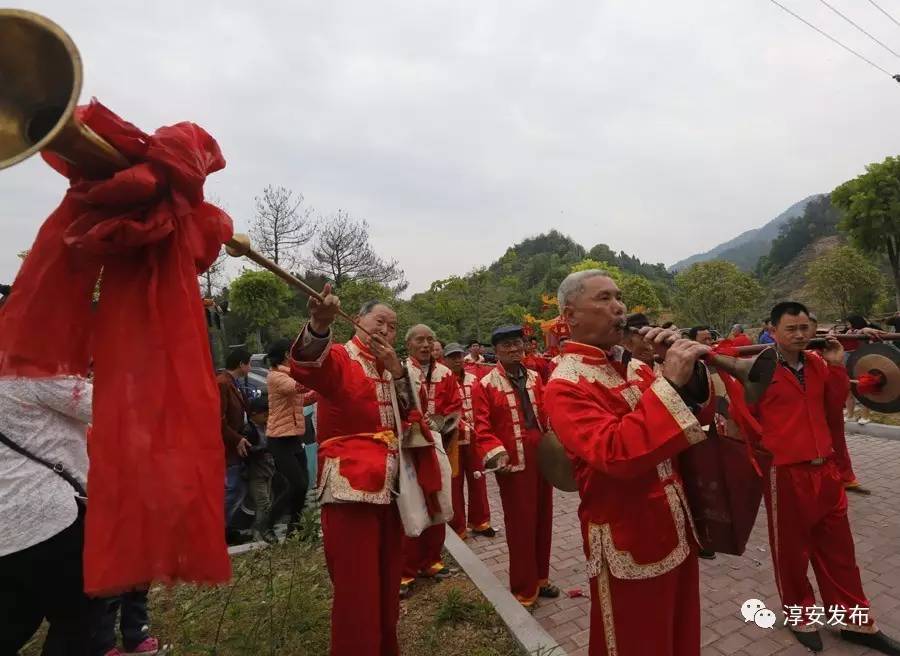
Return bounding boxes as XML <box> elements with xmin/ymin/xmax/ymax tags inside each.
<box><xmin>620</xmin><ymin>386</ymin><xmax>642</xmax><ymax>410</ymax></box>
<box><xmin>650</xmin><ymin>378</ymin><xmax>706</xmax><ymax>445</ymax></box>
<box><xmin>625</xmin><ymin>358</ymin><xmax>650</xmax><ymax>383</ymax></box>
<box><xmin>673</xmin><ymin>481</ymin><xmax>701</xmax><ymax>547</ymax></box>
<box><xmin>550</xmin><ymin>353</ymin><xmax>642</xmax><ymax>411</ymax></box>
<box><xmin>589</xmin><ymin>485</ymin><xmax>690</xmax><ymax>580</ymax></box>
<box><xmin>483</xmin><ymin>446</ymin><xmax>506</xmax><ymax>466</ymax></box>
<box><xmin>656</xmin><ymin>459</ymin><xmax>673</xmax><ymax>480</ymax></box>
<box><xmin>594</xmin><ymin>560</ymin><xmax>619</xmax><ymax>656</ymax></box>
<box><xmin>770</xmin><ymin>468</ymin><xmax>782</xmax><ymax>600</ymax></box>
<box><xmin>550</xmin><ymin>354</ymin><xmax>626</xmax><ymax>389</ymax></box>
<box><xmin>347</xmin><ymin>340</ymin><xmax>396</xmax><ymax>429</ymax></box>
<box><xmin>317</xmin><ymin>453</ymin><xmax>398</xmax><ymax>505</ymax></box>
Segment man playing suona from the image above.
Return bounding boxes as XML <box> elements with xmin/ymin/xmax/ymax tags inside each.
<box><xmin>289</xmin><ymin>286</ymin><xmax>412</xmax><ymax>656</ymax></box>
<box><xmin>544</xmin><ymin>269</ymin><xmax>714</xmax><ymax>656</ymax></box>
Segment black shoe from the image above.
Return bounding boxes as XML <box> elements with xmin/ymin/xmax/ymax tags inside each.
<box><xmin>791</xmin><ymin>629</ymin><xmax>823</xmax><ymax>652</ymax></box>
<box><xmin>539</xmin><ymin>584</ymin><xmax>560</xmax><ymax>598</ymax></box>
<box><xmin>472</xmin><ymin>526</ymin><xmax>497</xmax><ymax>538</ymax></box>
<box><xmin>399</xmin><ymin>581</ymin><xmax>413</xmax><ymax>599</ymax></box>
<box><xmin>841</xmin><ymin>630</ymin><xmax>900</xmax><ymax>655</ymax></box>
<box><xmin>698</xmin><ymin>549</ymin><xmax>717</xmax><ymax>560</ymax></box>
<box><xmin>253</xmin><ymin>527</ymin><xmax>278</xmax><ymax>545</ymax></box>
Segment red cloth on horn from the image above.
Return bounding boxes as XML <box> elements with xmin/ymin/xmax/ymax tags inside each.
<box><xmin>405</xmin><ymin>409</ymin><xmax>443</xmax><ymax>517</ymax></box>
<box><xmin>0</xmin><ymin>101</ymin><xmax>233</xmax><ymax>594</ymax></box>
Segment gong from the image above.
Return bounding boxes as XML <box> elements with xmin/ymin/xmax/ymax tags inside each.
<box><xmin>847</xmin><ymin>343</ymin><xmax>900</xmax><ymax>413</ymax></box>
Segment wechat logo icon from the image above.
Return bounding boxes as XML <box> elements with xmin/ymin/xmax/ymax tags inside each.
<box><xmin>741</xmin><ymin>599</ymin><xmax>777</xmax><ymax>629</ymax></box>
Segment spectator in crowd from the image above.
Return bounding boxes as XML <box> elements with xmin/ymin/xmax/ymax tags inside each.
<box><xmin>758</xmin><ymin>319</ymin><xmax>775</xmax><ymax>344</ymax></box>
<box><xmin>0</xmin><ymin>373</ymin><xmax>92</xmax><ymax>655</ymax></box>
<box><xmin>90</xmin><ymin>591</ymin><xmax>159</xmax><ymax>656</ymax></box>
<box><xmin>726</xmin><ymin>323</ymin><xmax>752</xmax><ymax>347</ymax></box>
<box><xmin>216</xmin><ymin>349</ymin><xmax>252</xmax><ymax>544</ymax></box>
<box><xmin>621</xmin><ymin>312</ymin><xmax>656</xmax><ymax>368</ymax></box>
<box><xmin>465</xmin><ymin>340</ymin><xmax>484</xmax><ymax>364</ymax></box>
<box><xmin>0</xmin><ymin>283</ymin><xmax>11</xmax><ymax>310</ymax></box>
<box><xmin>245</xmin><ymin>396</ymin><xmax>278</xmax><ymax>544</ymax></box>
<box><xmin>266</xmin><ymin>339</ymin><xmax>310</xmax><ymax>536</ymax></box>
<box><xmin>432</xmin><ymin>339</ymin><xmax>444</xmax><ymax>362</ymax></box>
<box><xmin>688</xmin><ymin>325</ymin><xmax>714</xmax><ymax>346</ymax></box>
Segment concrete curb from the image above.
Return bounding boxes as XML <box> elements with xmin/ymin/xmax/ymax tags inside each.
<box><xmin>444</xmin><ymin>531</ymin><xmax>567</xmax><ymax>656</ymax></box>
<box><xmin>227</xmin><ymin>540</ymin><xmax>268</xmax><ymax>556</ymax></box>
<box><xmin>846</xmin><ymin>419</ymin><xmax>900</xmax><ymax>441</ymax></box>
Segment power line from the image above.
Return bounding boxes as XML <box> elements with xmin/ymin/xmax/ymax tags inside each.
<box><xmin>767</xmin><ymin>0</ymin><xmax>896</xmax><ymax>77</ymax></box>
<box><xmin>817</xmin><ymin>0</ymin><xmax>900</xmax><ymax>60</ymax></box>
<box><xmin>867</xmin><ymin>0</ymin><xmax>900</xmax><ymax>30</ymax></box>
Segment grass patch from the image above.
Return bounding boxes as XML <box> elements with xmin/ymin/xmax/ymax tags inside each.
<box><xmin>398</xmin><ymin>568</ymin><xmax>524</xmax><ymax>656</ymax></box>
<box><xmin>21</xmin><ymin>510</ymin><xmax>526</xmax><ymax>656</ymax></box>
<box><xmin>869</xmin><ymin>411</ymin><xmax>900</xmax><ymax>426</ymax></box>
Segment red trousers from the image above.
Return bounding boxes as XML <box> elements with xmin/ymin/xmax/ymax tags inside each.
<box><xmin>495</xmin><ymin>441</ymin><xmax>553</xmax><ymax>605</ymax></box>
<box><xmin>763</xmin><ymin>459</ymin><xmax>874</xmax><ymax>631</ymax></box>
<box><xmin>401</xmin><ymin>523</ymin><xmax>445</xmax><ymax>583</ymax></box>
<box><xmin>321</xmin><ymin>502</ymin><xmax>402</xmax><ymax>656</ymax></box>
<box><xmin>831</xmin><ymin>427</ymin><xmax>859</xmax><ymax>485</ymax></box>
<box><xmin>586</xmin><ymin>545</ymin><xmax>699</xmax><ymax>656</ymax></box>
<box><xmin>448</xmin><ymin>443</ymin><xmax>492</xmax><ymax>537</ymax></box>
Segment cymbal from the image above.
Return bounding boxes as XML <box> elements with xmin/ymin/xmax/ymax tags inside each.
<box><xmin>847</xmin><ymin>343</ymin><xmax>900</xmax><ymax>413</ymax></box>
<box><xmin>538</xmin><ymin>430</ymin><xmax>578</xmax><ymax>492</ymax></box>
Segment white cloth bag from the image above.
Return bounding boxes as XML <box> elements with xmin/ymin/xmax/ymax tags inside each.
<box><xmin>391</xmin><ymin>368</ymin><xmax>454</xmax><ymax>538</ymax></box>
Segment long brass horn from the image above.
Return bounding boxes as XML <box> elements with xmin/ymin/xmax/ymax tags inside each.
<box><xmin>0</xmin><ymin>10</ymin><xmax>371</xmax><ymax>336</ymax></box>
<box><xmin>707</xmin><ymin>347</ymin><xmax>777</xmax><ymax>405</ymax></box>
<box><xmin>539</xmin><ymin>346</ymin><xmax>778</xmax><ymax>493</ymax></box>
<box><xmin>0</xmin><ymin>9</ymin><xmax>128</xmax><ymax>174</ymax></box>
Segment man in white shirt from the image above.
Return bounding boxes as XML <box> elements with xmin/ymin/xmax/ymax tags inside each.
<box><xmin>0</xmin><ymin>375</ymin><xmax>92</xmax><ymax>655</ymax></box>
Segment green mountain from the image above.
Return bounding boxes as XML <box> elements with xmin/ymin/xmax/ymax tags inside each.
<box><xmin>670</xmin><ymin>194</ymin><xmax>824</xmax><ymax>272</ymax></box>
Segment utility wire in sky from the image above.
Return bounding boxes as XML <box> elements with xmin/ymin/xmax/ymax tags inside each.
<box><xmin>817</xmin><ymin>0</ymin><xmax>900</xmax><ymax>59</ymax></box>
<box><xmin>866</xmin><ymin>0</ymin><xmax>900</xmax><ymax>30</ymax></box>
<box><xmin>767</xmin><ymin>0</ymin><xmax>900</xmax><ymax>82</ymax></box>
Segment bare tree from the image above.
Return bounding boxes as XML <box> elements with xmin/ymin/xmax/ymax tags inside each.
<box><xmin>308</xmin><ymin>210</ymin><xmax>407</xmax><ymax>292</ymax></box>
<box><xmin>199</xmin><ymin>248</ymin><xmax>227</xmax><ymax>298</ymax></box>
<box><xmin>249</xmin><ymin>185</ymin><xmax>315</xmax><ymax>268</ymax></box>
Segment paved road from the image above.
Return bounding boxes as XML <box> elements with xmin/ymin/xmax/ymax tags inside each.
<box><xmin>465</xmin><ymin>432</ymin><xmax>900</xmax><ymax>655</ymax></box>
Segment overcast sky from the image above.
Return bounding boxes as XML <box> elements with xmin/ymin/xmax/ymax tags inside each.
<box><xmin>4</xmin><ymin>0</ymin><xmax>900</xmax><ymax>293</ymax></box>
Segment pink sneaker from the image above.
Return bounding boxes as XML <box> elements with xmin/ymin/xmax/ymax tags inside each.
<box><xmin>123</xmin><ymin>637</ymin><xmax>160</xmax><ymax>655</ymax></box>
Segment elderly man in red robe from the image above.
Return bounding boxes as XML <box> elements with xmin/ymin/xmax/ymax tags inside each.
<box><xmin>443</xmin><ymin>342</ymin><xmax>495</xmax><ymax>539</ymax></box>
<box><xmin>544</xmin><ymin>269</ymin><xmax>714</xmax><ymax>656</ymax></box>
<box><xmin>474</xmin><ymin>324</ymin><xmax>558</xmax><ymax>607</ymax></box>
<box><xmin>289</xmin><ymin>286</ymin><xmax>412</xmax><ymax>656</ymax></box>
<box><xmin>400</xmin><ymin>324</ymin><xmax>462</xmax><ymax>596</ymax></box>
<box><xmin>751</xmin><ymin>301</ymin><xmax>900</xmax><ymax>655</ymax></box>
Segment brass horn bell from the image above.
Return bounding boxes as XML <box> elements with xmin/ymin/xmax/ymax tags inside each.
<box><xmin>707</xmin><ymin>347</ymin><xmax>777</xmax><ymax>405</ymax></box>
<box><xmin>0</xmin><ymin>9</ymin><xmax>128</xmax><ymax>174</ymax></box>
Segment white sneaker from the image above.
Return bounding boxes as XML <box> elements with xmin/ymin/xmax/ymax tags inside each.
<box><xmin>857</xmin><ymin>417</ymin><xmax>871</xmax><ymax>425</ymax></box>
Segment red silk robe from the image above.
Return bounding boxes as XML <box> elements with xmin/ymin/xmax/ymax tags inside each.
<box><xmin>401</xmin><ymin>359</ymin><xmax>462</xmax><ymax>582</ymax></box>
<box><xmin>750</xmin><ymin>352</ymin><xmax>875</xmax><ymax>634</ymax></box>
<box><xmin>449</xmin><ymin>370</ymin><xmax>492</xmax><ymax>537</ymax></box>
<box><xmin>473</xmin><ymin>363</ymin><xmax>553</xmax><ymax>606</ymax></box>
<box><xmin>544</xmin><ymin>341</ymin><xmax>710</xmax><ymax>656</ymax></box>
<box><xmin>290</xmin><ymin>329</ymin><xmax>411</xmax><ymax>656</ymax></box>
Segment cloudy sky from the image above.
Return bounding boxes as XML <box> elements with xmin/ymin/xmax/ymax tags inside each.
<box><xmin>4</xmin><ymin>0</ymin><xmax>900</xmax><ymax>293</ymax></box>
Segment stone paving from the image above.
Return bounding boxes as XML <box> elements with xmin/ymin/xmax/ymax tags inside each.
<box><xmin>465</xmin><ymin>432</ymin><xmax>900</xmax><ymax>655</ymax></box>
